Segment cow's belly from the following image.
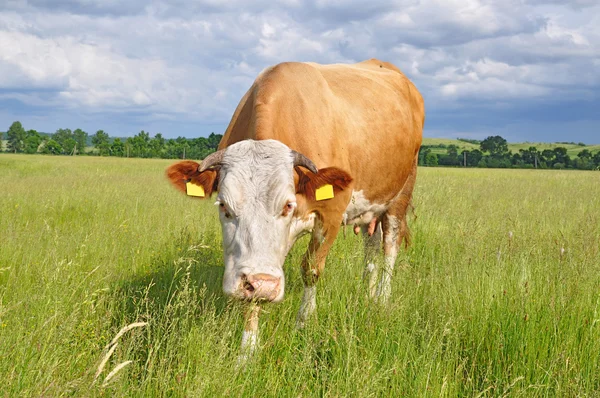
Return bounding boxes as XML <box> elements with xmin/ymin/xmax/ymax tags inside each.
<box><xmin>343</xmin><ymin>190</ymin><xmax>388</xmax><ymax>226</ymax></box>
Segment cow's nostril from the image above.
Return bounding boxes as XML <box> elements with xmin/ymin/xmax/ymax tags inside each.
<box><xmin>239</xmin><ymin>273</ymin><xmax>281</xmax><ymax>301</ymax></box>
<box><xmin>243</xmin><ymin>280</ymin><xmax>255</xmax><ymax>292</ymax></box>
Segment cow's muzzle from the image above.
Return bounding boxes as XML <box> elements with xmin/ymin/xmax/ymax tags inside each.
<box><xmin>240</xmin><ymin>273</ymin><xmax>281</xmax><ymax>302</ymax></box>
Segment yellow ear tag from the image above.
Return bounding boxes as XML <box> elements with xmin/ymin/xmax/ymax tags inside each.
<box><xmin>315</xmin><ymin>184</ymin><xmax>334</xmax><ymax>201</ymax></box>
<box><xmin>186</xmin><ymin>181</ymin><xmax>205</xmax><ymax>197</ymax></box>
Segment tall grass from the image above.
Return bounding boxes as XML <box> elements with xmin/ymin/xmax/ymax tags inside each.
<box><xmin>1</xmin><ymin>155</ymin><xmax>599</xmax><ymax>396</ymax></box>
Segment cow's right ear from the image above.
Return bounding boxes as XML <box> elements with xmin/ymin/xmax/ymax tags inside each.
<box><xmin>166</xmin><ymin>161</ymin><xmax>219</xmax><ymax>198</ymax></box>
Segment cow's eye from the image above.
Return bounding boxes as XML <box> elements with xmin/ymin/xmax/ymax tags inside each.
<box><xmin>282</xmin><ymin>201</ymin><xmax>296</xmax><ymax>217</ymax></box>
<box><xmin>219</xmin><ymin>202</ymin><xmax>232</xmax><ymax>219</ymax></box>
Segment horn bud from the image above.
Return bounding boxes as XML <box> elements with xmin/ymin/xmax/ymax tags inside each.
<box><xmin>291</xmin><ymin>150</ymin><xmax>318</xmax><ymax>174</ymax></box>
<box><xmin>199</xmin><ymin>149</ymin><xmax>225</xmax><ymax>172</ymax></box>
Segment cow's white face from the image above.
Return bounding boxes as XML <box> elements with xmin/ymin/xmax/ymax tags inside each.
<box><xmin>166</xmin><ymin>139</ymin><xmax>352</xmax><ymax>303</ymax></box>
<box><xmin>216</xmin><ymin>140</ymin><xmax>302</xmax><ymax>302</ymax></box>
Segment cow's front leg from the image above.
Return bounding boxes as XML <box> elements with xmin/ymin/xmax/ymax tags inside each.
<box><xmin>296</xmin><ymin>219</ymin><xmax>341</xmax><ymax>329</ymax></box>
<box><xmin>237</xmin><ymin>303</ymin><xmax>260</xmax><ymax>365</ymax></box>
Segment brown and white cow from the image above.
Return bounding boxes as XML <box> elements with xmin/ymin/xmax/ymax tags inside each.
<box><xmin>166</xmin><ymin>58</ymin><xmax>424</xmax><ymax>358</ymax></box>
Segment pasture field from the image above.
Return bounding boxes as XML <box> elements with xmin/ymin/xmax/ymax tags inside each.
<box><xmin>1</xmin><ymin>154</ymin><xmax>600</xmax><ymax>397</ymax></box>
<box><xmin>420</xmin><ymin>138</ymin><xmax>600</xmax><ymax>156</ymax></box>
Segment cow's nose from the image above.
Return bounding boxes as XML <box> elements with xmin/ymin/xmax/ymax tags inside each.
<box><xmin>241</xmin><ymin>273</ymin><xmax>281</xmax><ymax>301</ymax></box>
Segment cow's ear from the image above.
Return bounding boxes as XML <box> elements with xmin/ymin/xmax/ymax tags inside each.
<box><xmin>166</xmin><ymin>161</ymin><xmax>219</xmax><ymax>198</ymax></box>
<box><xmin>296</xmin><ymin>167</ymin><xmax>353</xmax><ymax>201</ymax></box>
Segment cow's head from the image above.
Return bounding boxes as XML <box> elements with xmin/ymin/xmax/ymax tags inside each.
<box><xmin>166</xmin><ymin>139</ymin><xmax>352</xmax><ymax>303</ymax></box>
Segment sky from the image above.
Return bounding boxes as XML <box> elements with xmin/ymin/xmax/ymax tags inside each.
<box><xmin>0</xmin><ymin>0</ymin><xmax>599</xmax><ymax>143</ymax></box>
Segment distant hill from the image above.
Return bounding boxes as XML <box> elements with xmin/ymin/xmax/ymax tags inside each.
<box><xmin>422</xmin><ymin>138</ymin><xmax>599</xmax><ymax>156</ymax></box>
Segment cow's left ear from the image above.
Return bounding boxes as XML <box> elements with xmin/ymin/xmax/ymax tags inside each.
<box><xmin>166</xmin><ymin>160</ymin><xmax>219</xmax><ymax>198</ymax></box>
<box><xmin>295</xmin><ymin>167</ymin><xmax>353</xmax><ymax>201</ymax></box>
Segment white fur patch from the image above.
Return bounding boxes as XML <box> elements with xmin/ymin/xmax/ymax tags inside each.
<box><xmin>376</xmin><ymin>215</ymin><xmax>399</xmax><ymax>303</ymax></box>
<box><xmin>296</xmin><ymin>285</ymin><xmax>317</xmax><ymax>329</ymax></box>
<box><xmin>366</xmin><ymin>262</ymin><xmax>375</xmax><ymax>273</ymax></box>
<box><xmin>237</xmin><ymin>329</ymin><xmax>259</xmax><ymax>365</ymax></box>
<box><xmin>344</xmin><ymin>190</ymin><xmax>387</xmax><ymax>226</ymax></box>
<box><xmin>241</xmin><ymin>329</ymin><xmax>259</xmax><ymax>352</ymax></box>
<box><xmin>287</xmin><ymin>213</ymin><xmax>316</xmax><ymax>252</ymax></box>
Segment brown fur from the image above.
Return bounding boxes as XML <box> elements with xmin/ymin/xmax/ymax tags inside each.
<box><xmin>166</xmin><ymin>58</ymin><xmax>424</xmax><ymax>287</ymax></box>
<box><xmin>295</xmin><ymin>167</ymin><xmax>353</xmax><ymax>201</ymax></box>
<box><xmin>165</xmin><ymin>161</ymin><xmax>218</xmax><ymax>198</ymax></box>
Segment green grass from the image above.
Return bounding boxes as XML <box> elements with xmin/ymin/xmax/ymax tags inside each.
<box><xmin>1</xmin><ymin>154</ymin><xmax>600</xmax><ymax>396</ymax></box>
<box><xmin>422</xmin><ymin>138</ymin><xmax>479</xmax><ymax>155</ymax></box>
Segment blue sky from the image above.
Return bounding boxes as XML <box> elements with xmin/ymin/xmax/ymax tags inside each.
<box><xmin>1</xmin><ymin>0</ymin><xmax>598</xmax><ymax>143</ymax></box>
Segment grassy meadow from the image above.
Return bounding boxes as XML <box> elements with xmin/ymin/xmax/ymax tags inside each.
<box><xmin>1</xmin><ymin>154</ymin><xmax>600</xmax><ymax>396</ymax></box>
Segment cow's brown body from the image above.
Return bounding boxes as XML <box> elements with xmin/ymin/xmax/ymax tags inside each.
<box><xmin>167</xmin><ymin>59</ymin><xmax>425</xmax><ymax>354</ymax></box>
<box><xmin>218</xmin><ymin>58</ymin><xmax>424</xmax><ymax>286</ymax></box>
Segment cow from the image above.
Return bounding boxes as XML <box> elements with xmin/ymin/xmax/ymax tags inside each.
<box><xmin>166</xmin><ymin>58</ymin><xmax>425</xmax><ymax>359</ymax></box>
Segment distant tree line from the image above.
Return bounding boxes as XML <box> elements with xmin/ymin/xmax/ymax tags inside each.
<box><xmin>1</xmin><ymin>121</ymin><xmax>222</xmax><ymax>160</ymax></box>
<box><xmin>418</xmin><ymin>135</ymin><xmax>600</xmax><ymax>170</ymax></box>
<box><xmin>2</xmin><ymin>121</ymin><xmax>599</xmax><ymax>170</ymax></box>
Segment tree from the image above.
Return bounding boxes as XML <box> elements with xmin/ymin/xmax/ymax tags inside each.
<box><xmin>553</xmin><ymin>147</ymin><xmax>570</xmax><ymax>167</ymax></box>
<box><xmin>540</xmin><ymin>149</ymin><xmax>555</xmax><ymax>167</ymax></box>
<box><xmin>480</xmin><ymin>135</ymin><xmax>509</xmax><ymax>158</ymax></box>
<box><xmin>571</xmin><ymin>149</ymin><xmax>594</xmax><ymax>170</ymax></box>
<box><xmin>519</xmin><ymin>146</ymin><xmax>539</xmax><ymax>167</ymax></box>
<box><xmin>92</xmin><ymin>130</ymin><xmax>110</xmax><ymax>155</ymax></box>
<box><xmin>466</xmin><ymin>149</ymin><xmax>483</xmax><ymax>167</ymax></box>
<box><xmin>111</xmin><ymin>138</ymin><xmax>125</xmax><ymax>157</ymax></box>
<box><xmin>438</xmin><ymin>145</ymin><xmax>460</xmax><ymax>166</ymax></box>
<box><xmin>572</xmin><ymin>157</ymin><xmax>594</xmax><ymax>170</ymax></box>
<box><xmin>207</xmin><ymin>132</ymin><xmax>221</xmax><ymax>149</ymax></box>
<box><xmin>593</xmin><ymin>152</ymin><xmax>600</xmax><ymax>168</ymax></box>
<box><xmin>73</xmin><ymin>129</ymin><xmax>88</xmax><ymax>155</ymax></box>
<box><xmin>577</xmin><ymin>149</ymin><xmax>592</xmax><ymax>160</ymax></box>
<box><xmin>424</xmin><ymin>152</ymin><xmax>438</xmax><ymax>166</ymax></box>
<box><xmin>130</xmin><ymin>130</ymin><xmax>151</xmax><ymax>157</ymax></box>
<box><xmin>24</xmin><ymin>129</ymin><xmax>42</xmax><ymax>154</ymax></box>
<box><xmin>42</xmin><ymin>139</ymin><xmax>63</xmax><ymax>155</ymax></box>
<box><xmin>6</xmin><ymin>121</ymin><xmax>26</xmax><ymax>153</ymax></box>
<box><xmin>149</xmin><ymin>133</ymin><xmax>166</xmax><ymax>158</ymax></box>
<box><xmin>52</xmin><ymin>128</ymin><xmax>74</xmax><ymax>154</ymax></box>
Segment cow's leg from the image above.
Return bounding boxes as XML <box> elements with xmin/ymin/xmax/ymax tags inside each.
<box><xmin>375</xmin><ymin>155</ymin><xmax>418</xmax><ymax>303</ymax></box>
<box><xmin>377</xmin><ymin>213</ymin><xmax>401</xmax><ymax>303</ymax></box>
<box><xmin>362</xmin><ymin>221</ymin><xmax>382</xmax><ymax>298</ymax></box>
<box><xmin>237</xmin><ymin>303</ymin><xmax>260</xmax><ymax>365</ymax></box>
<box><xmin>296</xmin><ymin>218</ymin><xmax>342</xmax><ymax>328</ymax></box>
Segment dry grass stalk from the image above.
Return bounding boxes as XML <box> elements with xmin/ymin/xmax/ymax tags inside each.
<box><xmin>93</xmin><ymin>321</ymin><xmax>148</xmax><ymax>385</ymax></box>
<box><xmin>94</xmin><ymin>342</ymin><xmax>118</xmax><ymax>382</ymax></box>
<box><xmin>105</xmin><ymin>322</ymin><xmax>148</xmax><ymax>350</ymax></box>
<box><xmin>102</xmin><ymin>361</ymin><xmax>133</xmax><ymax>387</ymax></box>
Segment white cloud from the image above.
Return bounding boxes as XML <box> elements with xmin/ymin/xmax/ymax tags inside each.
<box><xmin>0</xmin><ymin>0</ymin><xmax>598</xmax><ymax>139</ymax></box>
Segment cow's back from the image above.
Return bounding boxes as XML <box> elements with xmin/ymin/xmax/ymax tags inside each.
<box><xmin>219</xmin><ymin>58</ymin><xmax>425</xmax><ymax>203</ymax></box>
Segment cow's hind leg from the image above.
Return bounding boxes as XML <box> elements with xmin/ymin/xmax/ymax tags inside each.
<box><xmin>376</xmin><ymin>155</ymin><xmax>417</xmax><ymax>303</ymax></box>
<box><xmin>362</xmin><ymin>221</ymin><xmax>382</xmax><ymax>298</ymax></box>
<box><xmin>377</xmin><ymin>213</ymin><xmax>402</xmax><ymax>303</ymax></box>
